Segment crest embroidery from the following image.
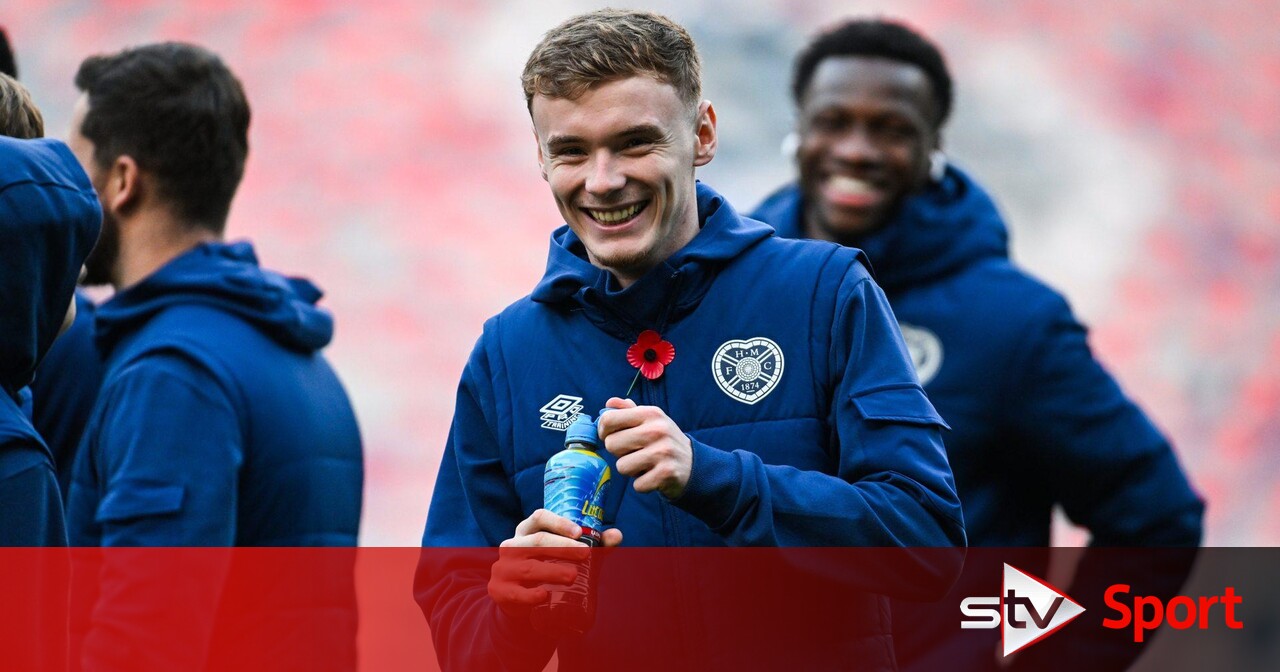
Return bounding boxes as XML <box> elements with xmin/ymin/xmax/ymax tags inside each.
<box><xmin>712</xmin><ymin>337</ymin><xmax>784</xmax><ymax>405</ymax></box>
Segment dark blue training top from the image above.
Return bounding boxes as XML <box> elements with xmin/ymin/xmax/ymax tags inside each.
<box><xmin>754</xmin><ymin>166</ymin><xmax>1203</xmax><ymax>671</ymax></box>
<box><xmin>753</xmin><ymin>166</ymin><xmax>1202</xmax><ymax>547</ymax></box>
<box><xmin>0</xmin><ymin>136</ymin><xmax>101</xmax><ymax>547</ymax></box>
<box><xmin>66</xmin><ymin>240</ymin><xmax>364</xmax><ymax>670</ymax></box>
<box><xmin>418</xmin><ymin>182</ymin><xmax>966</xmax><ymax>671</ymax></box>
<box><xmin>68</xmin><ymin>240</ymin><xmax>364</xmax><ymax>546</ymax></box>
<box><xmin>30</xmin><ymin>289</ymin><xmax>103</xmax><ymax>500</ymax></box>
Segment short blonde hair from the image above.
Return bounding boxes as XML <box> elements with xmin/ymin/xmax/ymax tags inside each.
<box><xmin>0</xmin><ymin>72</ymin><xmax>43</xmax><ymax>139</ymax></box>
<box><xmin>521</xmin><ymin>9</ymin><xmax>701</xmax><ymax>111</ymax></box>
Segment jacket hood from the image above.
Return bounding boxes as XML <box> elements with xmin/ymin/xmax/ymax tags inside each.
<box><xmin>0</xmin><ymin>137</ymin><xmax>102</xmax><ymax>399</ymax></box>
<box><xmin>95</xmin><ymin>240</ymin><xmax>334</xmax><ymax>357</ymax></box>
<box><xmin>531</xmin><ymin>181</ymin><xmax>774</xmax><ymax>331</ymax></box>
<box><xmin>751</xmin><ymin>164</ymin><xmax>1008</xmax><ymax>292</ymax></box>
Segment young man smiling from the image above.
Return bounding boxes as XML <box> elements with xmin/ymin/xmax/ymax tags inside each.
<box><xmin>418</xmin><ymin>10</ymin><xmax>965</xmax><ymax>670</ymax></box>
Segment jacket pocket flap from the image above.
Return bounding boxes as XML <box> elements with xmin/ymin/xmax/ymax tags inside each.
<box><xmin>95</xmin><ymin>483</ymin><xmax>185</xmax><ymax>523</ymax></box>
<box><xmin>850</xmin><ymin>386</ymin><xmax>950</xmax><ymax>429</ymax></box>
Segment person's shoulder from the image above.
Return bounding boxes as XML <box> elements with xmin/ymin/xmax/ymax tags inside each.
<box><xmin>105</xmin><ymin>348</ymin><xmax>225</xmax><ymax>395</ymax></box>
<box><xmin>126</xmin><ymin>300</ymin><xmax>242</xmax><ymax>341</ymax></box>
<box><xmin>96</xmin><ymin>335</ymin><xmax>245</xmax><ymax>425</ymax></box>
<box><xmin>744</xmin><ymin>234</ymin><xmax>872</xmax><ymax>279</ymax></box>
<box><xmin>120</xmin><ymin>294</ymin><xmax>320</xmax><ymax>368</ymax></box>
<box><xmin>943</xmin><ymin>259</ymin><xmax>1076</xmax><ymax>338</ymax></box>
<box><xmin>463</xmin><ymin>293</ymin><xmax>558</xmax><ymax>366</ymax></box>
<box><xmin>0</xmin><ymin>438</ymin><xmax>55</xmax><ymax>485</ymax></box>
<box><xmin>0</xmin><ymin>400</ymin><xmax>53</xmax><ymax>479</ymax></box>
<box><xmin>482</xmin><ymin>292</ymin><xmax>545</xmax><ymax>335</ymax></box>
<box><xmin>0</xmin><ymin>414</ymin><xmax>40</xmax><ymax>450</ymax></box>
<box><xmin>103</xmin><ymin>304</ymin><xmax>230</xmax><ymax>371</ymax></box>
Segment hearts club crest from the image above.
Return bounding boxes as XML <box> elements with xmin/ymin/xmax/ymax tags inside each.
<box><xmin>898</xmin><ymin>323</ymin><xmax>943</xmax><ymax>386</ymax></box>
<box><xmin>712</xmin><ymin>337</ymin><xmax>784</xmax><ymax>405</ymax></box>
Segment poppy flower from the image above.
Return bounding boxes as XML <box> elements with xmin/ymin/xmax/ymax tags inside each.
<box><xmin>626</xmin><ymin>330</ymin><xmax>675</xmax><ymax>380</ymax></box>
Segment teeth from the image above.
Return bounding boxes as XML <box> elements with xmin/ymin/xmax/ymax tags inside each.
<box><xmin>589</xmin><ymin>203</ymin><xmax>644</xmax><ymax>223</ymax></box>
<box><xmin>828</xmin><ymin>176</ymin><xmax>874</xmax><ymax>196</ymax></box>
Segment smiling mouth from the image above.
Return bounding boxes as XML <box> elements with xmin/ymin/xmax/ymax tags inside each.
<box><xmin>824</xmin><ymin>174</ymin><xmax>885</xmax><ymax>206</ymax></box>
<box><xmin>583</xmin><ymin>201</ymin><xmax>650</xmax><ymax>225</ymax></box>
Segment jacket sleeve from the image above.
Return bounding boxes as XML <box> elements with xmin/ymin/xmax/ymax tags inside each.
<box><xmin>415</xmin><ymin>333</ymin><xmax>556</xmax><ymax>672</ymax></box>
<box><xmin>0</xmin><ymin>440</ymin><xmax>66</xmax><ymax>547</ymax></box>
<box><xmin>1002</xmin><ymin>292</ymin><xmax>1203</xmax><ymax>672</ymax></box>
<box><xmin>78</xmin><ymin>352</ymin><xmax>242</xmax><ymax>671</ymax></box>
<box><xmin>0</xmin><ymin>435</ymin><xmax>69</xmax><ymax>670</ymax></box>
<box><xmin>31</xmin><ymin>292</ymin><xmax>104</xmax><ymax>499</ymax></box>
<box><xmin>671</xmin><ymin>260</ymin><xmax>966</xmax><ymax>589</ymax></box>
<box><xmin>1004</xmin><ymin>293</ymin><xmax>1204</xmax><ymax>545</ymax></box>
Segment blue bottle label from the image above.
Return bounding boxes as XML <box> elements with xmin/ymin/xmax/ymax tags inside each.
<box><xmin>544</xmin><ymin>447</ymin><xmax>611</xmax><ymax>540</ymax></box>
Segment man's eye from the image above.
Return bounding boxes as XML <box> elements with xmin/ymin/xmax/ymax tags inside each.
<box><xmin>808</xmin><ymin>115</ymin><xmax>843</xmax><ymax>132</ymax></box>
<box><xmin>882</xmin><ymin>123</ymin><xmax>918</xmax><ymax>140</ymax></box>
<box><xmin>623</xmin><ymin>138</ymin><xmax>652</xmax><ymax>150</ymax></box>
<box><xmin>555</xmin><ymin>147</ymin><xmax>586</xmax><ymax>158</ymax></box>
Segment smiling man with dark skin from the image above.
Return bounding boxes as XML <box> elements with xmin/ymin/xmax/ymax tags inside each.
<box><xmin>753</xmin><ymin>18</ymin><xmax>1204</xmax><ymax>671</ymax></box>
<box><xmin>795</xmin><ymin>56</ymin><xmax>939</xmax><ymax>243</ymax></box>
<box><xmin>417</xmin><ymin>10</ymin><xmax>965</xmax><ymax>671</ymax></box>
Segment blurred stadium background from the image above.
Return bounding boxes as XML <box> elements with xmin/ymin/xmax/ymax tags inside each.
<box><xmin>6</xmin><ymin>0</ymin><xmax>1276</xmax><ymax>546</ymax></box>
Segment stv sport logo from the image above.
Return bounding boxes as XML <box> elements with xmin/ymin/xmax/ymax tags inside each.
<box><xmin>960</xmin><ymin>563</ymin><xmax>1086</xmax><ymax>656</ymax></box>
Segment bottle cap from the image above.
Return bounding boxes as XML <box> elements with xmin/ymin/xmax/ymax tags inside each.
<box><xmin>564</xmin><ymin>413</ymin><xmax>599</xmax><ymax>448</ymax></box>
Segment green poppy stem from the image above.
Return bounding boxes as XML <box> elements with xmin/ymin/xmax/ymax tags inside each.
<box><xmin>623</xmin><ymin>368</ymin><xmax>643</xmax><ymax>399</ymax></box>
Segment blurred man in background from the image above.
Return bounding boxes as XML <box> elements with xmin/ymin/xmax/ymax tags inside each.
<box><xmin>64</xmin><ymin>42</ymin><xmax>363</xmax><ymax>670</ymax></box>
<box><xmin>751</xmin><ymin>18</ymin><xmax>1203</xmax><ymax>670</ymax></box>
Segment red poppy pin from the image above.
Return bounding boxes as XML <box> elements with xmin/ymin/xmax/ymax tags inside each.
<box><xmin>627</xmin><ymin>330</ymin><xmax>675</xmax><ymax>380</ymax></box>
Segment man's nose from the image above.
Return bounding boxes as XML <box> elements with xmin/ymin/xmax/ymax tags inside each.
<box><xmin>585</xmin><ymin>152</ymin><xmax>626</xmax><ymax>195</ymax></box>
<box><xmin>829</xmin><ymin>127</ymin><xmax>881</xmax><ymax>165</ymax></box>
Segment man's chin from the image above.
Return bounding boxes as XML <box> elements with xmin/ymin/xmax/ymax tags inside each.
<box><xmin>819</xmin><ymin>207</ymin><xmax>888</xmax><ymax>244</ymax></box>
<box><xmin>82</xmin><ymin>212</ymin><xmax>120</xmax><ymax>286</ymax></box>
<box><xmin>589</xmin><ymin>246</ymin><xmax>655</xmax><ymax>280</ymax></box>
<box><xmin>81</xmin><ymin>259</ymin><xmax>112</xmax><ymax>286</ymax></box>
<box><xmin>81</xmin><ymin>255</ymin><xmax>116</xmax><ymax>287</ymax></box>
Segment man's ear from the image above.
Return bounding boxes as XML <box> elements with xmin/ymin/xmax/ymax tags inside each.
<box><xmin>928</xmin><ymin>130</ymin><xmax>946</xmax><ymax>183</ymax></box>
<box><xmin>104</xmin><ymin>154</ymin><xmax>142</xmax><ymax>215</ymax></box>
<box><xmin>693</xmin><ymin>100</ymin><xmax>717</xmax><ymax>167</ymax></box>
<box><xmin>533</xmin><ymin>126</ymin><xmax>548</xmax><ymax>182</ymax></box>
<box><xmin>59</xmin><ymin>295</ymin><xmax>77</xmax><ymax>337</ymax></box>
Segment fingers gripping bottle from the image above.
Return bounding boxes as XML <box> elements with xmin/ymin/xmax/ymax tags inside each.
<box><xmin>531</xmin><ymin>413</ymin><xmax>611</xmax><ymax>637</ymax></box>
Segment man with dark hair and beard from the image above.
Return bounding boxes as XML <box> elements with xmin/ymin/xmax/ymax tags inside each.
<box><xmin>752</xmin><ymin>18</ymin><xmax>1203</xmax><ymax>671</ymax></box>
<box><xmin>64</xmin><ymin>42</ymin><xmax>363</xmax><ymax>670</ymax></box>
